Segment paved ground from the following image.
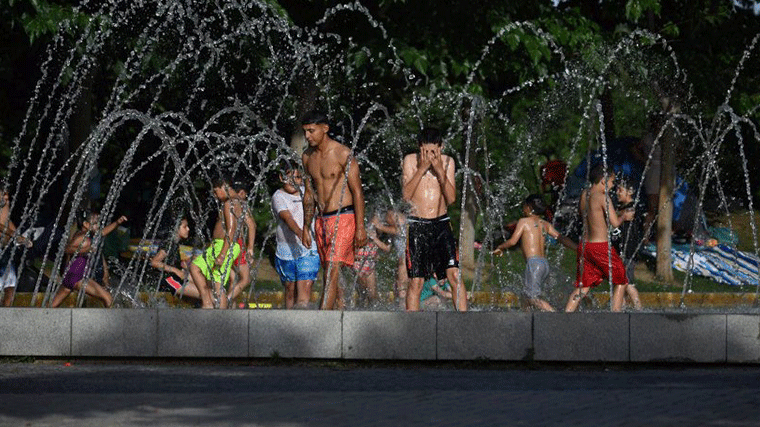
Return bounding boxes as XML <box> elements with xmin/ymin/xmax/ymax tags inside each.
<box><xmin>1</xmin><ymin>360</ymin><xmax>760</xmax><ymax>426</ymax></box>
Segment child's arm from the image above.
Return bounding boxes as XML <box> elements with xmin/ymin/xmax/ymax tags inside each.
<box><xmin>432</xmin><ymin>284</ymin><xmax>452</xmax><ymax>299</ymax></box>
<box><xmin>216</xmin><ymin>201</ymin><xmax>234</xmax><ymax>265</ymax></box>
<box><xmin>372</xmin><ymin>234</ymin><xmax>391</xmax><ymax>252</ymax></box>
<box><xmin>545</xmin><ymin>221</ymin><xmax>578</xmax><ymax>251</ymax></box>
<box><xmin>245</xmin><ymin>210</ymin><xmax>256</xmax><ymax>257</ymax></box>
<box><xmin>372</xmin><ymin>215</ymin><xmax>397</xmax><ymax>236</ymax></box>
<box><xmin>278</xmin><ymin>210</ymin><xmax>304</xmax><ymax>244</ymax></box>
<box><xmin>492</xmin><ymin>220</ymin><xmax>524</xmax><ymax>256</ymax></box>
<box><xmin>150</xmin><ymin>250</ymin><xmax>184</xmax><ymax>278</ymax></box>
<box><xmin>101</xmin><ymin>216</ymin><xmax>127</xmax><ymax>236</ymax></box>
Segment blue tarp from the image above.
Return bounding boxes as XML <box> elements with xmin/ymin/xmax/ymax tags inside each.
<box><xmin>643</xmin><ymin>243</ymin><xmax>760</xmax><ymax>286</ymax></box>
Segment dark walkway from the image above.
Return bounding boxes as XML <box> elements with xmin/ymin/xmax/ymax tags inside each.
<box><xmin>2</xmin><ymin>361</ymin><xmax>759</xmax><ymax>426</ymax></box>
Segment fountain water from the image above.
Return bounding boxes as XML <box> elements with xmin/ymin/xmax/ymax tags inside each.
<box><xmin>1</xmin><ymin>1</ymin><xmax>758</xmax><ymax>313</ymax></box>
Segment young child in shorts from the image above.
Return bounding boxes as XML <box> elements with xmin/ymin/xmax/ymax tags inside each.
<box><xmin>353</xmin><ymin>213</ymin><xmax>391</xmax><ymax>307</ymax></box>
<box><xmin>272</xmin><ymin>163</ymin><xmax>320</xmax><ymax>309</ymax></box>
<box><xmin>51</xmin><ymin>209</ymin><xmax>127</xmax><ymax>308</ymax></box>
<box><xmin>492</xmin><ymin>194</ymin><xmax>576</xmax><ymax>312</ymax></box>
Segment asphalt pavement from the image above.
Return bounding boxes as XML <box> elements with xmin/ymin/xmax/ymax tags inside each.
<box><xmin>1</xmin><ymin>360</ymin><xmax>759</xmax><ymax>426</ymax></box>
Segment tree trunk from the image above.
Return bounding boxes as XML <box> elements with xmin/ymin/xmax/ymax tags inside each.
<box><xmin>655</xmin><ymin>102</ymin><xmax>678</xmax><ymax>282</ymax></box>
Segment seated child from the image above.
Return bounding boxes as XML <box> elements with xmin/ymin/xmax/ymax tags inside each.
<box><xmin>51</xmin><ymin>209</ymin><xmax>127</xmax><ymax>308</ymax></box>
<box><xmin>0</xmin><ymin>189</ymin><xmax>31</xmax><ymax>307</ymax></box>
<box><xmin>419</xmin><ymin>276</ymin><xmax>452</xmax><ymax>310</ymax></box>
<box><xmin>150</xmin><ymin>216</ymin><xmax>202</xmax><ymax>300</ymax></box>
<box><xmin>492</xmin><ymin>194</ymin><xmax>576</xmax><ymax>312</ymax></box>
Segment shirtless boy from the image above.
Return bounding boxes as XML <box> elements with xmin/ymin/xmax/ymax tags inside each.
<box><xmin>565</xmin><ymin>166</ymin><xmax>634</xmax><ymax>312</ymax></box>
<box><xmin>402</xmin><ymin>127</ymin><xmax>467</xmax><ymax>312</ymax></box>
<box><xmin>226</xmin><ymin>178</ymin><xmax>257</xmax><ymax>307</ymax></box>
<box><xmin>301</xmin><ymin>111</ymin><xmax>367</xmax><ymax>310</ymax></box>
<box><xmin>492</xmin><ymin>195</ymin><xmax>576</xmax><ymax>312</ymax></box>
<box><xmin>189</xmin><ymin>175</ymin><xmax>243</xmax><ymax>309</ymax></box>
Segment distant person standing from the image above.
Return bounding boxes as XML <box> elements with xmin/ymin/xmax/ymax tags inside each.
<box><xmin>492</xmin><ymin>195</ymin><xmax>577</xmax><ymax>312</ymax></box>
<box><xmin>565</xmin><ymin>166</ymin><xmax>633</xmax><ymax>312</ymax></box>
<box><xmin>0</xmin><ymin>189</ymin><xmax>31</xmax><ymax>307</ymax></box>
<box><xmin>402</xmin><ymin>127</ymin><xmax>467</xmax><ymax>312</ymax></box>
<box><xmin>301</xmin><ymin>111</ymin><xmax>367</xmax><ymax>310</ymax></box>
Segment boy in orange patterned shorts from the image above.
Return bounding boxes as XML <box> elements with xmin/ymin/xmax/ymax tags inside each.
<box><xmin>301</xmin><ymin>110</ymin><xmax>367</xmax><ymax>310</ymax></box>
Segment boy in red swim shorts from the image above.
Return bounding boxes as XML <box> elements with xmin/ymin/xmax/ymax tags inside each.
<box><xmin>565</xmin><ymin>165</ymin><xmax>634</xmax><ymax>312</ymax></box>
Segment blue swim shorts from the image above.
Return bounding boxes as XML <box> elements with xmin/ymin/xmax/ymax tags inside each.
<box><xmin>275</xmin><ymin>252</ymin><xmax>320</xmax><ymax>283</ymax></box>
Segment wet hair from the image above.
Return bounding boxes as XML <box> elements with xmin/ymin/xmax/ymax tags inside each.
<box><xmin>417</xmin><ymin>127</ymin><xmax>442</xmax><ymax>146</ymax></box>
<box><xmin>211</xmin><ymin>173</ymin><xmax>231</xmax><ymax>189</ymax></box>
<box><xmin>589</xmin><ymin>164</ymin><xmax>614</xmax><ymax>184</ymax></box>
<box><xmin>525</xmin><ymin>194</ymin><xmax>547</xmax><ymax>216</ymax></box>
<box><xmin>300</xmin><ymin>110</ymin><xmax>329</xmax><ymax>126</ymax></box>
<box><xmin>616</xmin><ymin>176</ymin><xmax>637</xmax><ymax>192</ymax></box>
<box><xmin>279</xmin><ymin>158</ymin><xmax>297</xmax><ymax>174</ymax></box>
<box><xmin>231</xmin><ymin>177</ymin><xmax>249</xmax><ymax>193</ymax></box>
<box><xmin>76</xmin><ymin>209</ymin><xmax>98</xmax><ymax>229</ymax></box>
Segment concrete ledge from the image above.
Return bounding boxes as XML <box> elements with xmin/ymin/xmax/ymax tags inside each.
<box><xmin>630</xmin><ymin>314</ymin><xmax>727</xmax><ymax>362</ymax></box>
<box><xmin>342</xmin><ymin>311</ymin><xmax>436</xmax><ymax>360</ymax></box>
<box><xmin>0</xmin><ymin>308</ymin><xmax>71</xmax><ymax>356</ymax></box>
<box><xmin>727</xmin><ymin>315</ymin><xmax>760</xmax><ymax>363</ymax></box>
<box><xmin>534</xmin><ymin>313</ymin><xmax>629</xmax><ymax>362</ymax></box>
<box><xmin>2</xmin><ymin>308</ymin><xmax>759</xmax><ymax>363</ymax></box>
<box><xmin>250</xmin><ymin>310</ymin><xmax>341</xmax><ymax>358</ymax></box>
<box><xmin>437</xmin><ymin>312</ymin><xmax>532</xmax><ymax>361</ymax></box>
<box><xmin>157</xmin><ymin>309</ymin><xmax>248</xmax><ymax>357</ymax></box>
<box><xmin>73</xmin><ymin>309</ymin><xmax>158</xmax><ymax>357</ymax></box>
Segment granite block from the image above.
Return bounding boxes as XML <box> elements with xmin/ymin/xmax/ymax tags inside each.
<box><xmin>72</xmin><ymin>308</ymin><xmax>158</xmax><ymax>357</ymax></box>
<box><xmin>249</xmin><ymin>310</ymin><xmax>341</xmax><ymax>358</ymax></box>
<box><xmin>727</xmin><ymin>314</ymin><xmax>760</xmax><ymax>363</ymax></box>
<box><xmin>157</xmin><ymin>309</ymin><xmax>248</xmax><ymax>357</ymax></box>
<box><xmin>630</xmin><ymin>313</ymin><xmax>726</xmax><ymax>363</ymax></box>
<box><xmin>437</xmin><ymin>311</ymin><xmax>532</xmax><ymax>361</ymax></box>
<box><xmin>0</xmin><ymin>308</ymin><xmax>71</xmax><ymax>356</ymax></box>
<box><xmin>534</xmin><ymin>313</ymin><xmax>629</xmax><ymax>362</ymax></box>
<box><xmin>343</xmin><ymin>311</ymin><xmax>435</xmax><ymax>360</ymax></box>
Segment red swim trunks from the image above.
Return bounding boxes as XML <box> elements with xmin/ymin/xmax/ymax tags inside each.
<box><xmin>315</xmin><ymin>206</ymin><xmax>355</xmax><ymax>266</ymax></box>
<box><xmin>575</xmin><ymin>241</ymin><xmax>628</xmax><ymax>288</ymax></box>
<box><xmin>234</xmin><ymin>238</ymin><xmax>247</xmax><ymax>266</ymax></box>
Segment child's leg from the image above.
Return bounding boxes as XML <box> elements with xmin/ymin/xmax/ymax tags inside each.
<box><xmin>77</xmin><ymin>279</ymin><xmax>113</xmax><ymax>308</ymax></box>
<box><xmin>2</xmin><ymin>288</ymin><xmax>14</xmax><ymax>307</ymax></box>
<box><xmin>611</xmin><ymin>284</ymin><xmax>628</xmax><ymax>312</ymax></box>
<box><xmin>295</xmin><ymin>280</ymin><xmax>313</xmax><ymax>308</ymax></box>
<box><xmin>283</xmin><ymin>280</ymin><xmax>296</xmax><ymax>309</ymax></box>
<box><xmin>189</xmin><ymin>263</ymin><xmax>213</xmax><ymax>309</ymax></box>
<box><xmin>565</xmin><ymin>287</ymin><xmax>590</xmax><ymax>312</ymax></box>
<box><xmin>176</xmin><ymin>277</ymin><xmax>202</xmax><ymax>300</ymax></box>
<box><xmin>625</xmin><ymin>283</ymin><xmax>642</xmax><ymax>310</ymax></box>
<box><xmin>50</xmin><ymin>286</ymin><xmax>73</xmax><ymax>308</ymax></box>
<box><xmin>227</xmin><ymin>264</ymin><xmax>250</xmax><ymax>305</ymax></box>
<box><xmin>528</xmin><ymin>298</ymin><xmax>555</xmax><ymax>312</ymax></box>
<box><xmin>395</xmin><ymin>256</ymin><xmax>408</xmax><ymax>303</ymax></box>
<box><xmin>215</xmin><ymin>281</ymin><xmax>228</xmax><ymax>309</ymax></box>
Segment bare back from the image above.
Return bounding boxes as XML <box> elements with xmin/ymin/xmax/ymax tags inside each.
<box><xmin>402</xmin><ymin>153</ymin><xmax>455</xmax><ymax>218</ymax></box>
<box><xmin>212</xmin><ymin>199</ymin><xmax>242</xmax><ymax>243</ymax></box>
<box><xmin>580</xmin><ymin>185</ymin><xmax>623</xmax><ymax>243</ymax></box>
<box><xmin>303</xmin><ymin>139</ymin><xmax>355</xmax><ymax>212</ymax></box>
